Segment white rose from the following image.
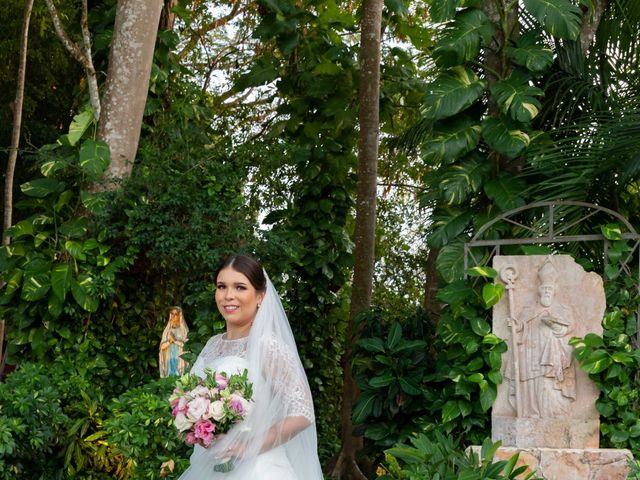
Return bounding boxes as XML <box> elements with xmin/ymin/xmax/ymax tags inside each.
<box><xmin>186</xmin><ymin>396</ymin><xmax>210</xmax><ymax>421</ymax></box>
<box><xmin>174</xmin><ymin>413</ymin><xmax>193</xmax><ymax>432</ymax></box>
<box><xmin>208</xmin><ymin>400</ymin><xmax>225</xmax><ymax>421</ymax></box>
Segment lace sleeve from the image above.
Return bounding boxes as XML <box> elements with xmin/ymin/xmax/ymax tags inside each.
<box><xmin>262</xmin><ymin>335</ymin><xmax>315</xmax><ymax>423</ymax></box>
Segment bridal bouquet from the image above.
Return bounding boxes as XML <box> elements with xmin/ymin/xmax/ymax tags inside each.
<box><xmin>169</xmin><ymin>368</ymin><xmax>253</xmax><ymax>448</ymax></box>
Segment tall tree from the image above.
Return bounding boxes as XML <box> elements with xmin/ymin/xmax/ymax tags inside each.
<box><xmin>96</xmin><ymin>0</ymin><xmax>163</xmax><ymax>188</ymax></box>
<box><xmin>332</xmin><ymin>0</ymin><xmax>383</xmax><ymax>478</ymax></box>
<box><xmin>3</xmin><ymin>0</ymin><xmax>35</xmax><ymax>245</ymax></box>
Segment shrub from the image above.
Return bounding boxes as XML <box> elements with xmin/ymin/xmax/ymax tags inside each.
<box><xmin>379</xmin><ymin>430</ymin><xmax>539</xmax><ymax>480</ymax></box>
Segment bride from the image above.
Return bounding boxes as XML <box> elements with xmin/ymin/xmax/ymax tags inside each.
<box><xmin>178</xmin><ymin>255</ymin><xmax>324</xmax><ymax>479</ymax></box>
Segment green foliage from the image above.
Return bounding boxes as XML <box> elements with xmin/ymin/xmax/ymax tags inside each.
<box><xmin>0</xmin><ymin>122</ymin><xmax>134</xmax><ymax>363</ymax></box>
<box><xmin>0</xmin><ymin>362</ymin><xmax>189</xmax><ymax>479</ymax></box>
<box><xmin>570</xmin><ymin>238</ymin><xmax>640</xmax><ymax>455</ymax></box>
<box><xmin>104</xmin><ymin>378</ymin><xmax>190</xmax><ymax>479</ymax></box>
<box><xmin>353</xmin><ymin>276</ymin><xmax>506</xmax><ymax>461</ymax></box>
<box><xmin>426</xmin><ymin>279</ymin><xmax>506</xmax><ymax>440</ymax></box>
<box><xmin>379</xmin><ymin>431</ymin><xmax>539</xmax><ymax>480</ymax></box>
<box><xmin>352</xmin><ymin>308</ymin><xmax>434</xmax><ymax>455</ymax></box>
<box><xmin>0</xmin><ymin>362</ymin><xmax>120</xmax><ymax>479</ymax></box>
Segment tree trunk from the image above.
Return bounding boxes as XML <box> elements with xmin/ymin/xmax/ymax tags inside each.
<box><xmin>160</xmin><ymin>0</ymin><xmax>178</xmax><ymax>30</ymax></box>
<box><xmin>96</xmin><ymin>0</ymin><xmax>163</xmax><ymax>190</ymax></box>
<box><xmin>3</xmin><ymin>0</ymin><xmax>35</xmax><ymax>246</ymax></box>
<box><xmin>332</xmin><ymin>0</ymin><xmax>383</xmax><ymax>478</ymax></box>
<box><xmin>580</xmin><ymin>0</ymin><xmax>607</xmax><ymax>54</ymax></box>
<box><xmin>422</xmin><ymin>246</ymin><xmax>441</xmax><ymax>323</ymax></box>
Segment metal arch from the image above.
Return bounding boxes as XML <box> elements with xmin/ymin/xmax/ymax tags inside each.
<box><xmin>470</xmin><ymin>201</ymin><xmax>639</xmax><ymax>243</ymax></box>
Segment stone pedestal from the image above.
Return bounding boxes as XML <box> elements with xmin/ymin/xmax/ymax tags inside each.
<box><xmin>492</xmin><ymin>416</ymin><xmax>599</xmax><ymax>449</ymax></box>
<box><xmin>469</xmin><ymin>446</ymin><xmax>632</xmax><ymax>480</ymax></box>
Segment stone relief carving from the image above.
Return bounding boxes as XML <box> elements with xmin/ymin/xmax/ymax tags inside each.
<box><xmin>492</xmin><ymin>255</ymin><xmax>604</xmax><ymax>449</ymax></box>
<box><xmin>502</xmin><ymin>258</ymin><xmax>576</xmax><ymax>419</ymax></box>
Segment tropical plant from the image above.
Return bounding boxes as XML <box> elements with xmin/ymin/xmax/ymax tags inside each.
<box><xmin>378</xmin><ymin>431</ymin><xmax>539</xmax><ymax>480</ymax></box>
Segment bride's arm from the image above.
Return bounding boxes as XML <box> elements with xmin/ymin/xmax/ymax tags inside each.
<box><xmin>259</xmin><ymin>415</ymin><xmax>311</xmax><ymax>453</ymax></box>
<box><xmin>258</xmin><ymin>335</ymin><xmax>316</xmax><ymax>451</ymax></box>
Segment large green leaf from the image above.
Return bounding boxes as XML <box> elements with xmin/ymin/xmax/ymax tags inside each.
<box><xmin>506</xmin><ymin>32</ymin><xmax>554</xmax><ymax>73</ymax></box>
<box><xmin>480</xmin><ymin>382</ymin><xmax>497</xmax><ymax>410</ymax></box>
<box><xmin>4</xmin><ymin>269</ymin><xmax>23</xmax><ymax>296</ymax></box>
<box><xmin>21</xmin><ymin>273</ymin><xmax>51</xmax><ymax>301</ymax></box>
<box><xmin>59</xmin><ymin>217</ymin><xmax>89</xmax><ymax>238</ymax></box>
<box><xmin>484</xmin><ymin>173</ymin><xmax>526</xmax><ymax>211</ymax></box>
<box><xmin>51</xmin><ymin>263</ymin><xmax>72</xmax><ymax>300</ymax></box>
<box><xmin>369</xmin><ymin>372</ymin><xmax>395</xmax><ymax>388</ymax></box>
<box><xmin>442</xmin><ymin>399</ymin><xmax>462</xmax><ymax>423</ymax></box>
<box><xmin>79</xmin><ymin>139</ymin><xmax>110</xmax><ymax>179</ymax></box>
<box><xmin>491</xmin><ymin>71</ymin><xmax>543</xmax><ymax>122</ymax></box>
<box><xmin>433</xmin><ymin>8</ymin><xmax>493</xmax><ymax>67</ymax></box>
<box><xmin>70</xmin><ymin>275</ymin><xmax>99</xmax><ymax>312</ymax></box>
<box><xmin>438</xmin><ymin>157</ymin><xmax>488</xmax><ymax>205</ymax></box>
<box><xmin>436</xmin><ymin>241</ymin><xmax>466</xmax><ymax>283</ymax></box>
<box><xmin>421</xmin><ymin>116</ymin><xmax>481</xmax><ymax>165</ymax></box>
<box><xmin>80</xmin><ymin>190</ymin><xmax>110</xmax><ymax>215</ymax></box>
<box><xmin>352</xmin><ymin>392</ymin><xmax>378</xmax><ymax>425</ymax></box>
<box><xmin>481</xmin><ymin>116</ymin><xmax>530</xmax><ymax>158</ymax></box>
<box><xmin>437</xmin><ymin>280</ymin><xmax>475</xmax><ymax>305</ymax></box>
<box><xmin>6</xmin><ymin>219</ymin><xmax>34</xmax><ymax>239</ymax></box>
<box><xmin>423</xmin><ymin>67</ymin><xmax>485</xmax><ymax>120</ymax></box>
<box><xmin>54</xmin><ymin>190</ymin><xmax>74</xmax><ymax>213</ymax></box>
<box><xmin>65</xmin><ymin>240</ymin><xmax>87</xmax><ymax>261</ymax></box>
<box><xmin>523</xmin><ymin>0</ymin><xmax>581</xmax><ymax>39</ymax></box>
<box><xmin>20</xmin><ymin>178</ymin><xmax>66</xmax><ymax>198</ymax></box>
<box><xmin>482</xmin><ymin>283</ymin><xmax>505</xmax><ymax>308</ymax></box>
<box><xmin>428</xmin><ymin>210</ymin><xmax>473</xmax><ymax>247</ymax></box>
<box><xmin>387</xmin><ymin>323</ymin><xmax>402</xmax><ymax>350</ymax></box>
<box><xmin>429</xmin><ymin>0</ymin><xmax>462</xmax><ymax>22</ymax></box>
<box><xmin>48</xmin><ymin>292</ymin><xmax>64</xmax><ymax>319</ymax></box>
<box><xmin>61</xmin><ymin>110</ymin><xmax>94</xmax><ymax>146</ymax></box>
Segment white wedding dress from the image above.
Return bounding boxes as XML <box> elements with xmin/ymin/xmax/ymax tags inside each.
<box><xmin>178</xmin><ymin>333</ymin><xmax>320</xmax><ymax>479</ymax></box>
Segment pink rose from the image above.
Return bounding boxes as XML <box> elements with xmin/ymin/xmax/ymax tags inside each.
<box><xmin>195</xmin><ymin>419</ymin><xmax>215</xmax><ymax>447</ymax></box>
<box><xmin>185</xmin><ymin>432</ymin><xmax>197</xmax><ymax>445</ymax></box>
<box><xmin>195</xmin><ymin>419</ymin><xmax>215</xmax><ymax>437</ymax></box>
<box><xmin>215</xmin><ymin>373</ymin><xmax>228</xmax><ymax>389</ymax></box>
<box><xmin>229</xmin><ymin>396</ymin><xmax>245</xmax><ymax>415</ymax></box>
<box><xmin>200</xmin><ymin>432</ymin><xmax>213</xmax><ymax>448</ymax></box>
<box><xmin>229</xmin><ymin>393</ymin><xmax>249</xmax><ymax>416</ymax></box>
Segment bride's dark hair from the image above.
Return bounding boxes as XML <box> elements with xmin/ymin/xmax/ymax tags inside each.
<box><xmin>215</xmin><ymin>254</ymin><xmax>267</xmax><ymax>292</ymax></box>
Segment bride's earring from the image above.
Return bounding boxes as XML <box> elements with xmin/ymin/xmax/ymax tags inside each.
<box><xmin>256</xmin><ymin>303</ymin><xmax>261</xmax><ymax>310</ymax></box>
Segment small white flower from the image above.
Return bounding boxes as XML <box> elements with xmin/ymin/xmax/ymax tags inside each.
<box><xmin>187</xmin><ymin>396</ymin><xmax>211</xmax><ymax>421</ymax></box>
<box><xmin>208</xmin><ymin>400</ymin><xmax>225</xmax><ymax>421</ymax></box>
<box><xmin>174</xmin><ymin>413</ymin><xmax>193</xmax><ymax>432</ymax></box>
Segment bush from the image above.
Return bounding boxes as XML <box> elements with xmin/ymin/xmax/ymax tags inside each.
<box><xmin>379</xmin><ymin>430</ymin><xmax>539</xmax><ymax>480</ymax></box>
<box><xmin>0</xmin><ymin>362</ymin><xmax>118</xmax><ymax>479</ymax></box>
<box><xmin>0</xmin><ymin>361</ymin><xmax>190</xmax><ymax>479</ymax></box>
<box><xmin>104</xmin><ymin>377</ymin><xmax>190</xmax><ymax>479</ymax></box>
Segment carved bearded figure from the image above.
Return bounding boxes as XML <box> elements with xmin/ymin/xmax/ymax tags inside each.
<box><xmin>507</xmin><ymin>259</ymin><xmax>576</xmax><ymax>418</ymax></box>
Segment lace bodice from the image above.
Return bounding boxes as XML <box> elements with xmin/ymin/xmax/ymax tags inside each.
<box><xmin>191</xmin><ymin>333</ymin><xmax>314</xmax><ymax>423</ymax></box>
<box><xmin>192</xmin><ymin>334</ymin><xmax>248</xmax><ymax>374</ymax></box>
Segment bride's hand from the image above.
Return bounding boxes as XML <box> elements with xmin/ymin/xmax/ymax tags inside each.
<box><xmin>211</xmin><ymin>434</ymin><xmax>245</xmax><ymax>459</ymax></box>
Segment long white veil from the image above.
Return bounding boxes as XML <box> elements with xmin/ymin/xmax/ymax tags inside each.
<box><xmin>183</xmin><ymin>273</ymin><xmax>323</xmax><ymax>479</ymax></box>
